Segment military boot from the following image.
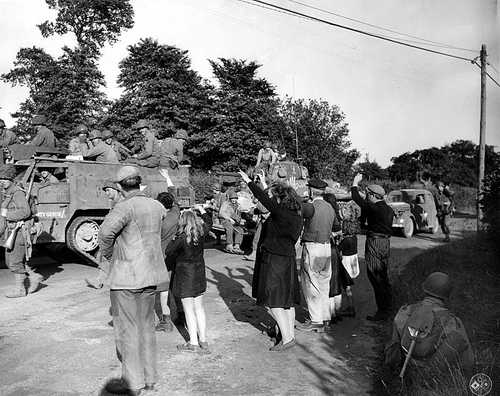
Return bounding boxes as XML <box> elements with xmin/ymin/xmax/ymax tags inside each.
<box><xmin>6</xmin><ymin>273</ymin><xmax>27</xmax><ymax>298</ymax></box>
<box><xmin>27</xmin><ymin>269</ymin><xmax>44</xmax><ymax>294</ymax></box>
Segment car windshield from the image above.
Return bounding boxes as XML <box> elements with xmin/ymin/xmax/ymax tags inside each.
<box><xmin>388</xmin><ymin>193</ymin><xmax>402</xmax><ymax>202</ymax></box>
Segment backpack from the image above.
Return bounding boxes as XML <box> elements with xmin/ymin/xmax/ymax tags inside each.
<box><xmin>399</xmin><ymin>302</ymin><xmax>450</xmax><ymax>359</ymax></box>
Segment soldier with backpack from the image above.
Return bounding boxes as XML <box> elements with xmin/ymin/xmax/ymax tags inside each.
<box><xmin>384</xmin><ymin>272</ymin><xmax>473</xmax><ymax>378</ymax></box>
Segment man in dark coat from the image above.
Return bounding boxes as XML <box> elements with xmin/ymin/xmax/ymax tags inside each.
<box><xmin>432</xmin><ymin>181</ymin><xmax>453</xmax><ymax>242</ymax></box>
<box><xmin>351</xmin><ymin>173</ymin><xmax>394</xmax><ymax>321</ymax></box>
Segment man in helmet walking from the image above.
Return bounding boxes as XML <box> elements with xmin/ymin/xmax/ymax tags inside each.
<box><xmin>351</xmin><ymin>173</ymin><xmax>394</xmax><ymax>321</ymax></box>
<box><xmin>385</xmin><ymin>272</ymin><xmax>473</xmax><ymax>376</ymax></box>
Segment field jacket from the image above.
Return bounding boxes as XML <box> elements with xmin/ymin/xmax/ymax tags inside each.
<box><xmin>98</xmin><ymin>190</ymin><xmax>169</xmax><ymax>290</ymax></box>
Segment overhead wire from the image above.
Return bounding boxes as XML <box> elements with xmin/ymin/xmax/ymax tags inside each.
<box><xmin>239</xmin><ymin>0</ymin><xmax>475</xmax><ymax>63</ymax></box>
<box><xmin>474</xmin><ymin>61</ymin><xmax>500</xmax><ymax>88</ymax></box>
<box><xmin>286</xmin><ymin>0</ymin><xmax>478</xmax><ymax>53</ymax></box>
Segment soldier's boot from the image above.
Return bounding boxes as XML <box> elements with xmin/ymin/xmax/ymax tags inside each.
<box><xmin>27</xmin><ymin>269</ymin><xmax>44</xmax><ymax>294</ymax></box>
<box><xmin>444</xmin><ymin>234</ymin><xmax>451</xmax><ymax>242</ymax></box>
<box><xmin>156</xmin><ymin>315</ymin><xmax>174</xmax><ymax>332</ymax></box>
<box><xmin>5</xmin><ymin>273</ymin><xmax>27</xmax><ymax>298</ymax></box>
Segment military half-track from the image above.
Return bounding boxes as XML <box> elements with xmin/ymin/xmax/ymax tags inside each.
<box><xmin>8</xmin><ymin>146</ymin><xmax>195</xmax><ymax>265</ymax></box>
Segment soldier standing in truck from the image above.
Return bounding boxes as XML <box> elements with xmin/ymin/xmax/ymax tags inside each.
<box><xmin>159</xmin><ymin>129</ymin><xmax>187</xmax><ymax>168</ymax></box>
<box><xmin>129</xmin><ymin>119</ymin><xmax>161</xmax><ymax>168</ymax></box>
<box><xmin>84</xmin><ymin>130</ymin><xmax>119</xmax><ymax>163</ymax></box>
<box><xmin>31</xmin><ymin>115</ymin><xmax>57</xmax><ymax>149</ymax></box>
<box><xmin>68</xmin><ymin>124</ymin><xmax>91</xmax><ymax>157</ymax></box>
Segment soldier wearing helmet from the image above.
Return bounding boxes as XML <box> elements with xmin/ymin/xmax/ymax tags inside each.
<box><xmin>432</xmin><ymin>181</ymin><xmax>454</xmax><ymax>242</ymax></box>
<box><xmin>0</xmin><ymin>118</ymin><xmax>20</xmax><ymax>164</ymax></box>
<box><xmin>30</xmin><ymin>115</ymin><xmax>57</xmax><ymax>149</ymax></box>
<box><xmin>351</xmin><ymin>173</ymin><xmax>394</xmax><ymax>321</ymax></box>
<box><xmin>129</xmin><ymin>119</ymin><xmax>161</xmax><ymax>168</ymax></box>
<box><xmin>159</xmin><ymin>129</ymin><xmax>188</xmax><ymax>168</ymax></box>
<box><xmin>68</xmin><ymin>124</ymin><xmax>91</xmax><ymax>157</ymax></box>
<box><xmin>0</xmin><ymin>164</ymin><xmax>43</xmax><ymax>298</ymax></box>
<box><xmin>385</xmin><ymin>272</ymin><xmax>473</xmax><ymax>376</ymax></box>
<box><xmin>83</xmin><ymin>129</ymin><xmax>119</xmax><ymax>163</ymax></box>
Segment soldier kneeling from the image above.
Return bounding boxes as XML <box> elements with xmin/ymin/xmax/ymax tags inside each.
<box><xmin>385</xmin><ymin>272</ymin><xmax>473</xmax><ymax>381</ymax></box>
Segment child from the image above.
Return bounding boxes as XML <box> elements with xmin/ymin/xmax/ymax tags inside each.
<box><xmin>338</xmin><ymin>220</ymin><xmax>360</xmax><ymax>317</ymax></box>
<box><xmin>165</xmin><ymin>209</ymin><xmax>210</xmax><ymax>353</ymax></box>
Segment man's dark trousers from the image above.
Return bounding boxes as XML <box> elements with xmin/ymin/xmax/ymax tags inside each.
<box><xmin>110</xmin><ymin>287</ymin><xmax>157</xmax><ymax>390</ymax></box>
<box><xmin>365</xmin><ymin>235</ymin><xmax>392</xmax><ymax>313</ymax></box>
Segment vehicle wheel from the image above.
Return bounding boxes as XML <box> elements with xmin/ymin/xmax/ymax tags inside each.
<box><xmin>430</xmin><ymin>218</ymin><xmax>440</xmax><ymax>234</ymax></box>
<box><xmin>66</xmin><ymin>216</ymin><xmax>103</xmax><ymax>265</ymax></box>
<box><xmin>401</xmin><ymin>216</ymin><xmax>415</xmax><ymax>238</ymax></box>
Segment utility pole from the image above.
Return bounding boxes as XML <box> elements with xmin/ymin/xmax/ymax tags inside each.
<box><xmin>477</xmin><ymin>44</ymin><xmax>487</xmax><ymax>230</ymax></box>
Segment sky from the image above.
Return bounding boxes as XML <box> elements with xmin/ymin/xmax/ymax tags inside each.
<box><xmin>0</xmin><ymin>0</ymin><xmax>499</xmax><ymax>166</ymax></box>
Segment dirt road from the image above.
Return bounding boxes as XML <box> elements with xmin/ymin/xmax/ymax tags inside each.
<box><xmin>0</xmin><ymin>221</ymin><xmax>469</xmax><ymax>396</ymax></box>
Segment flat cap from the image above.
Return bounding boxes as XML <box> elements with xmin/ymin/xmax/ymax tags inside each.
<box><xmin>113</xmin><ymin>165</ymin><xmax>140</xmax><ymax>183</ymax></box>
<box><xmin>0</xmin><ymin>164</ymin><xmax>17</xmax><ymax>181</ymax></box>
<box><xmin>307</xmin><ymin>178</ymin><xmax>328</xmax><ymax>190</ymax></box>
<box><xmin>102</xmin><ymin>181</ymin><xmax>119</xmax><ymax>191</ymax></box>
<box><xmin>32</xmin><ymin>115</ymin><xmax>47</xmax><ymax>126</ymax></box>
<box><xmin>366</xmin><ymin>184</ymin><xmax>385</xmax><ymax>197</ymax></box>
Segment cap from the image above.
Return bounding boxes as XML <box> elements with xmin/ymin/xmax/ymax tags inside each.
<box><xmin>307</xmin><ymin>178</ymin><xmax>328</xmax><ymax>190</ymax></box>
<box><xmin>32</xmin><ymin>115</ymin><xmax>47</xmax><ymax>126</ymax></box>
<box><xmin>102</xmin><ymin>129</ymin><xmax>114</xmax><ymax>139</ymax></box>
<box><xmin>75</xmin><ymin>124</ymin><xmax>88</xmax><ymax>134</ymax></box>
<box><xmin>88</xmin><ymin>129</ymin><xmax>102</xmax><ymax>140</ymax></box>
<box><xmin>133</xmin><ymin>119</ymin><xmax>149</xmax><ymax>130</ymax></box>
<box><xmin>174</xmin><ymin>129</ymin><xmax>188</xmax><ymax>140</ymax></box>
<box><xmin>113</xmin><ymin>165</ymin><xmax>140</xmax><ymax>183</ymax></box>
<box><xmin>366</xmin><ymin>184</ymin><xmax>385</xmax><ymax>197</ymax></box>
<box><xmin>0</xmin><ymin>164</ymin><xmax>17</xmax><ymax>181</ymax></box>
<box><xmin>102</xmin><ymin>181</ymin><xmax>119</xmax><ymax>191</ymax></box>
<box><xmin>0</xmin><ymin>119</ymin><xmax>5</xmax><ymax>128</ymax></box>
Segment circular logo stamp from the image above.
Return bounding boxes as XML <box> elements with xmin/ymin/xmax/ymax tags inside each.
<box><xmin>469</xmin><ymin>373</ymin><xmax>492</xmax><ymax>396</ymax></box>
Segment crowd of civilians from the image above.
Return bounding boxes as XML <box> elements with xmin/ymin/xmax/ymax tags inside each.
<box><xmin>96</xmin><ymin>163</ymin><xmax>394</xmax><ymax>395</ymax></box>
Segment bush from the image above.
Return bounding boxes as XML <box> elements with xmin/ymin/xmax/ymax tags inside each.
<box><xmin>450</xmin><ymin>185</ymin><xmax>476</xmax><ymax>214</ymax></box>
<box><xmin>190</xmin><ymin>168</ymin><xmax>217</xmax><ymax>203</ymax></box>
<box><xmin>481</xmin><ymin>168</ymin><xmax>500</xmax><ymax>237</ymax></box>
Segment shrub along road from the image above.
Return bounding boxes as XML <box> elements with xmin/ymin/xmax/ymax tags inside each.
<box><xmin>0</xmin><ymin>217</ymin><xmax>477</xmax><ymax>395</ymax></box>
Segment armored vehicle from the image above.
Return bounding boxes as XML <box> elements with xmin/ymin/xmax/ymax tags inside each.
<box><xmin>387</xmin><ymin>189</ymin><xmax>439</xmax><ymax>238</ymax></box>
<box><xmin>10</xmin><ymin>155</ymin><xmax>195</xmax><ymax>265</ymax></box>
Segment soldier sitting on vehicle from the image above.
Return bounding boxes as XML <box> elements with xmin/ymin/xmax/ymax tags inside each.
<box><xmin>31</xmin><ymin>115</ymin><xmax>57</xmax><ymax>149</ymax></box>
<box><xmin>109</xmin><ymin>132</ymin><xmax>131</xmax><ymax>162</ymax></box>
<box><xmin>160</xmin><ymin>129</ymin><xmax>188</xmax><ymax>168</ymax></box>
<box><xmin>385</xmin><ymin>272</ymin><xmax>473</xmax><ymax>379</ymax></box>
<box><xmin>219</xmin><ymin>189</ymin><xmax>245</xmax><ymax>254</ymax></box>
<box><xmin>255</xmin><ymin>140</ymin><xmax>276</xmax><ymax>175</ymax></box>
<box><xmin>83</xmin><ymin>130</ymin><xmax>119</xmax><ymax>163</ymax></box>
<box><xmin>0</xmin><ymin>119</ymin><xmax>20</xmax><ymax>163</ymax></box>
<box><xmin>68</xmin><ymin>124</ymin><xmax>91</xmax><ymax>158</ymax></box>
<box><xmin>128</xmin><ymin>119</ymin><xmax>161</xmax><ymax>168</ymax></box>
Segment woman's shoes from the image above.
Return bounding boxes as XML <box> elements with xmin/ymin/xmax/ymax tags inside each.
<box><xmin>269</xmin><ymin>338</ymin><xmax>296</xmax><ymax>351</ymax></box>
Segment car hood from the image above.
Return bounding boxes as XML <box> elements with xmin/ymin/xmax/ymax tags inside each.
<box><xmin>388</xmin><ymin>202</ymin><xmax>410</xmax><ymax>211</ymax></box>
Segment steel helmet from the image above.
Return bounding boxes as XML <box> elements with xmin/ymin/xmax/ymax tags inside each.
<box><xmin>88</xmin><ymin>129</ymin><xmax>102</xmax><ymax>140</ymax></box>
<box><xmin>32</xmin><ymin>115</ymin><xmax>47</xmax><ymax>126</ymax></box>
<box><xmin>0</xmin><ymin>119</ymin><xmax>5</xmax><ymax>128</ymax></box>
<box><xmin>366</xmin><ymin>184</ymin><xmax>385</xmax><ymax>197</ymax></box>
<box><xmin>174</xmin><ymin>129</ymin><xmax>188</xmax><ymax>140</ymax></box>
<box><xmin>133</xmin><ymin>119</ymin><xmax>149</xmax><ymax>130</ymax></box>
<box><xmin>422</xmin><ymin>272</ymin><xmax>451</xmax><ymax>300</ymax></box>
<box><xmin>102</xmin><ymin>129</ymin><xmax>114</xmax><ymax>140</ymax></box>
<box><xmin>75</xmin><ymin>124</ymin><xmax>88</xmax><ymax>134</ymax></box>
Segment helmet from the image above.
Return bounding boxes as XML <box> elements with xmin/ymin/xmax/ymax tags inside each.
<box><xmin>227</xmin><ymin>189</ymin><xmax>238</xmax><ymax>199</ymax></box>
<box><xmin>133</xmin><ymin>119</ymin><xmax>149</xmax><ymax>130</ymax></box>
<box><xmin>32</xmin><ymin>115</ymin><xmax>47</xmax><ymax>126</ymax></box>
<box><xmin>102</xmin><ymin>129</ymin><xmax>114</xmax><ymax>139</ymax></box>
<box><xmin>366</xmin><ymin>184</ymin><xmax>385</xmax><ymax>197</ymax></box>
<box><xmin>88</xmin><ymin>129</ymin><xmax>102</xmax><ymax>140</ymax></box>
<box><xmin>75</xmin><ymin>124</ymin><xmax>88</xmax><ymax>134</ymax></box>
<box><xmin>174</xmin><ymin>129</ymin><xmax>188</xmax><ymax>140</ymax></box>
<box><xmin>0</xmin><ymin>119</ymin><xmax>5</xmax><ymax>128</ymax></box>
<box><xmin>422</xmin><ymin>272</ymin><xmax>451</xmax><ymax>300</ymax></box>
<box><xmin>102</xmin><ymin>181</ymin><xmax>119</xmax><ymax>191</ymax></box>
<box><xmin>0</xmin><ymin>164</ymin><xmax>17</xmax><ymax>181</ymax></box>
<box><xmin>213</xmin><ymin>183</ymin><xmax>222</xmax><ymax>191</ymax></box>
<box><xmin>307</xmin><ymin>178</ymin><xmax>328</xmax><ymax>190</ymax></box>
<box><xmin>113</xmin><ymin>165</ymin><xmax>140</xmax><ymax>183</ymax></box>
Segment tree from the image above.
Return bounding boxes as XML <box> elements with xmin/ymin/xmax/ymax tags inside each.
<box><xmin>38</xmin><ymin>0</ymin><xmax>134</xmax><ymax>55</ymax></box>
<box><xmin>2</xmin><ymin>0</ymin><xmax>133</xmax><ymax>143</ymax></box>
<box><xmin>104</xmin><ymin>38</ymin><xmax>213</xmax><ymax>147</ymax></box>
<box><xmin>357</xmin><ymin>155</ymin><xmax>388</xmax><ymax>180</ymax></box>
<box><xmin>189</xmin><ymin>58</ymin><xmax>284</xmax><ymax>170</ymax></box>
<box><xmin>280</xmin><ymin>97</ymin><xmax>359</xmax><ymax>182</ymax></box>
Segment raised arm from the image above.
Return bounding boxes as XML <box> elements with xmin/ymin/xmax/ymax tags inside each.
<box><xmin>351</xmin><ymin>173</ymin><xmax>368</xmax><ymax>211</ymax></box>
